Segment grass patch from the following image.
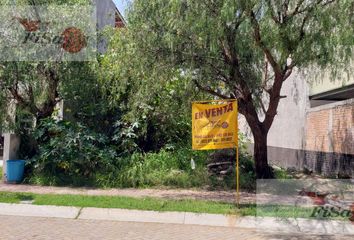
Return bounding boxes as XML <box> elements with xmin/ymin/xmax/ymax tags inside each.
<box><xmin>273</xmin><ymin>167</ymin><xmax>292</xmax><ymax>179</ymax></box>
<box><xmin>0</xmin><ymin>191</ymin><xmax>240</xmax><ymax>215</ymax></box>
<box><xmin>0</xmin><ymin>192</ymin><xmax>33</xmax><ymax>203</ymax></box>
<box><xmin>34</xmin><ymin>194</ymin><xmax>242</xmax><ymax>215</ymax></box>
<box><xmin>0</xmin><ymin>191</ymin><xmax>350</xmax><ymax>221</ymax></box>
<box><xmin>0</xmin><ymin>166</ymin><xmax>2</xmax><ymax>180</ymax></box>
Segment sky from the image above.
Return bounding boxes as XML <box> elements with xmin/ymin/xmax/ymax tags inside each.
<box><xmin>113</xmin><ymin>0</ymin><xmax>130</xmax><ymax>17</ymax></box>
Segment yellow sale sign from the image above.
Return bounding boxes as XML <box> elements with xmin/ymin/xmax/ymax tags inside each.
<box><xmin>192</xmin><ymin>100</ymin><xmax>238</xmax><ymax>150</ymax></box>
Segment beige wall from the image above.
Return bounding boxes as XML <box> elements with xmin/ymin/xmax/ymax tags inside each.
<box><xmin>310</xmin><ymin>71</ymin><xmax>354</xmax><ymax>96</ymax></box>
<box><xmin>239</xmin><ymin>69</ymin><xmax>310</xmax><ymax>151</ymax></box>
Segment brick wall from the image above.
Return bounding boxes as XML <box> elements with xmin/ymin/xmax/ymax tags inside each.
<box><xmin>306</xmin><ymin>110</ymin><xmax>331</xmax><ymax>152</ymax></box>
<box><xmin>304</xmin><ymin>100</ymin><xmax>354</xmax><ymax>176</ymax></box>
<box><xmin>305</xmin><ymin>101</ymin><xmax>354</xmax><ymax>155</ymax></box>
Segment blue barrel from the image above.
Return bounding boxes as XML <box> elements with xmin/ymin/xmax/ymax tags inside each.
<box><xmin>6</xmin><ymin>160</ymin><xmax>26</xmax><ymax>183</ymax></box>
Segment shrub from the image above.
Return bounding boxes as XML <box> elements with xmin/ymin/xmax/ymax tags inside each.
<box><xmin>26</xmin><ymin>119</ymin><xmax>256</xmax><ymax>191</ymax></box>
<box><xmin>26</xmin><ymin>119</ymin><xmax>118</xmax><ymax>186</ymax></box>
<box><xmin>113</xmin><ymin>146</ymin><xmax>256</xmax><ymax>191</ymax></box>
<box><xmin>208</xmin><ymin>149</ymin><xmax>256</xmax><ymax>191</ymax></box>
<box><xmin>114</xmin><ymin>148</ymin><xmax>209</xmax><ymax>188</ymax></box>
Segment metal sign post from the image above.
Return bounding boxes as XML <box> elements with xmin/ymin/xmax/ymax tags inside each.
<box><xmin>192</xmin><ymin>99</ymin><xmax>240</xmax><ymax>207</ymax></box>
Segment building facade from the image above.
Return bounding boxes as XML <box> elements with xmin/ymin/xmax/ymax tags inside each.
<box><xmin>241</xmin><ymin>69</ymin><xmax>354</xmax><ymax>177</ymax></box>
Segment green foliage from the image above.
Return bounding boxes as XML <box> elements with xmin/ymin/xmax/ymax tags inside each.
<box><xmin>0</xmin><ymin>191</ymin><xmax>241</xmax><ymax>215</ymax></box>
<box><xmin>26</xmin><ymin>118</ymin><xmax>118</xmax><ymax>186</ymax></box>
<box><xmin>208</xmin><ymin>148</ymin><xmax>256</xmax><ymax>191</ymax></box>
<box><xmin>113</xmin><ymin>0</ymin><xmax>354</xmax><ymax>178</ymax></box>
<box><xmin>0</xmin><ymin>0</ymin><xmax>85</xmax><ymax>3</ymax></box>
<box><xmin>26</xmin><ymin>120</ymin><xmax>256</xmax><ymax>191</ymax></box>
<box><xmin>125</xmin><ymin>0</ymin><xmax>354</xmax><ymax>89</ymax></box>
<box><xmin>100</xmin><ymin>29</ymin><xmax>205</xmax><ymax>152</ymax></box>
<box><xmin>0</xmin><ymin>61</ymin><xmax>102</xmax><ymax>134</ymax></box>
<box><xmin>111</xmin><ymin>143</ymin><xmax>256</xmax><ymax>190</ymax></box>
<box><xmin>239</xmin><ymin>152</ymin><xmax>257</xmax><ymax>191</ymax></box>
<box><xmin>273</xmin><ymin>167</ymin><xmax>292</xmax><ymax>179</ymax></box>
<box><xmin>0</xmin><ymin>192</ymin><xmax>33</xmax><ymax>204</ymax></box>
<box><xmin>113</xmin><ymin>148</ymin><xmax>209</xmax><ymax>188</ymax></box>
<box><xmin>0</xmin><ymin>0</ymin><xmax>100</xmax><ymax>133</ymax></box>
<box><xmin>1</xmin><ymin>191</ymin><xmax>348</xmax><ymax>220</ymax></box>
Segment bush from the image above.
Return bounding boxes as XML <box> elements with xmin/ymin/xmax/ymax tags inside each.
<box><xmin>208</xmin><ymin>149</ymin><xmax>256</xmax><ymax>191</ymax></box>
<box><xmin>114</xmin><ymin>148</ymin><xmax>209</xmax><ymax>188</ymax></box>
<box><xmin>26</xmin><ymin>119</ymin><xmax>256</xmax><ymax>191</ymax></box>
<box><xmin>26</xmin><ymin>119</ymin><xmax>118</xmax><ymax>186</ymax></box>
<box><xmin>239</xmin><ymin>152</ymin><xmax>257</xmax><ymax>191</ymax></box>
<box><xmin>111</xmin><ymin>146</ymin><xmax>255</xmax><ymax>191</ymax></box>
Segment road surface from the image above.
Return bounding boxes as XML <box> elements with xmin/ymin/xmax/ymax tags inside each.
<box><xmin>0</xmin><ymin>215</ymin><xmax>352</xmax><ymax>240</ymax></box>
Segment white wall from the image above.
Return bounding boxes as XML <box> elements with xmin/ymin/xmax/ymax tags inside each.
<box><xmin>267</xmin><ymin>71</ymin><xmax>310</xmax><ymax>150</ymax></box>
<box><xmin>239</xmin><ymin>70</ymin><xmax>310</xmax><ymax>151</ymax></box>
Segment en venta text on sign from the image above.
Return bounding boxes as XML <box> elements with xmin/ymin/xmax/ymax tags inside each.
<box><xmin>192</xmin><ymin>101</ymin><xmax>237</xmax><ymax>150</ymax></box>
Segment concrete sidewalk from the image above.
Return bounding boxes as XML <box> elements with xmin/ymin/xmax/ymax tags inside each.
<box><xmin>0</xmin><ymin>203</ymin><xmax>353</xmax><ymax>235</ymax></box>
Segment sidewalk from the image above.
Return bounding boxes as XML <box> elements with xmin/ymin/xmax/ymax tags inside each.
<box><xmin>0</xmin><ymin>202</ymin><xmax>353</xmax><ymax>235</ymax></box>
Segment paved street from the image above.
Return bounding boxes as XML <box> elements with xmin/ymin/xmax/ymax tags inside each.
<box><xmin>0</xmin><ymin>215</ymin><xmax>352</xmax><ymax>240</ymax></box>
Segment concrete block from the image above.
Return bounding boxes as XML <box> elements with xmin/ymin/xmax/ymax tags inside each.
<box><xmin>2</xmin><ymin>133</ymin><xmax>20</xmax><ymax>180</ymax></box>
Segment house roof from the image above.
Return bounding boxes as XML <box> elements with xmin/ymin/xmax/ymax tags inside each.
<box><xmin>114</xmin><ymin>5</ymin><xmax>126</xmax><ymax>27</ymax></box>
<box><xmin>310</xmin><ymin>83</ymin><xmax>354</xmax><ymax>101</ymax></box>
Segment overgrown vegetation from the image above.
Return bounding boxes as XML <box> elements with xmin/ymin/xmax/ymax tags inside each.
<box><xmin>115</xmin><ymin>0</ymin><xmax>354</xmax><ymax>178</ymax></box>
<box><xmin>1</xmin><ymin>0</ymin><xmax>327</xmax><ymax>191</ymax></box>
<box><xmin>25</xmin><ymin>116</ymin><xmax>256</xmax><ymax>190</ymax></box>
<box><xmin>25</xmin><ymin>119</ymin><xmax>118</xmax><ymax>186</ymax></box>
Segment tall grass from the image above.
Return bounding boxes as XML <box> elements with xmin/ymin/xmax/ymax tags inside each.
<box><xmin>27</xmin><ymin>144</ymin><xmax>257</xmax><ymax>191</ymax></box>
<box><xmin>97</xmin><ymin>148</ymin><xmax>210</xmax><ymax>188</ymax></box>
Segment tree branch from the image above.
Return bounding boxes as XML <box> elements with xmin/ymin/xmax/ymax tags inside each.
<box><xmin>249</xmin><ymin>11</ymin><xmax>281</xmax><ymax>75</ymax></box>
<box><xmin>289</xmin><ymin>0</ymin><xmax>307</xmax><ymax>16</ymax></box>
<box><xmin>289</xmin><ymin>0</ymin><xmax>336</xmax><ymax>17</ymax></box>
<box><xmin>193</xmin><ymin>80</ymin><xmax>230</xmax><ymax>100</ymax></box>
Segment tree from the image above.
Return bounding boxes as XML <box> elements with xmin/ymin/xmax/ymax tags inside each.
<box><xmin>0</xmin><ymin>62</ymin><xmax>99</xmax><ymax>128</ymax></box>
<box><xmin>0</xmin><ymin>0</ymin><xmax>95</xmax><ymax>131</ymax></box>
<box><xmin>100</xmin><ymin>29</ymin><xmax>206</xmax><ymax>152</ymax></box>
<box><xmin>118</xmin><ymin>0</ymin><xmax>354</xmax><ymax>178</ymax></box>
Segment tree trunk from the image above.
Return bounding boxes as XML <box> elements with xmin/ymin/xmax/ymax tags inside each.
<box><xmin>35</xmin><ymin>102</ymin><xmax>57</xmax><ymax>124</ymax></box>
<box><xmin>240</xmin><ymin>100</ymin><xmax>274</xmax><ymax>179</ymax></box>
<box><xmin>253</xmin><ymin>128</ymin><xmax>274</xmax><ymax>179</ymax></box>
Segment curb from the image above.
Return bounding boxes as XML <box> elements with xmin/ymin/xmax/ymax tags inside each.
<box><xmin>0</xmin><ymin>203</ymin><xmax>79</xmax><ymax>219</ymax></box>
<box><xmin>79</xmin><ymin>208</ymin><xmax>186</xmax><ymax>224</ymax></box>
<box><xmin>0</xmin><ymin>203</ymin><xmax>353</xmax><ymax>235</ymax></box>
<box><xmin>78</xmin><ymin>208</ymin><xmax>354</xmax><ymax>235</ymax></box>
